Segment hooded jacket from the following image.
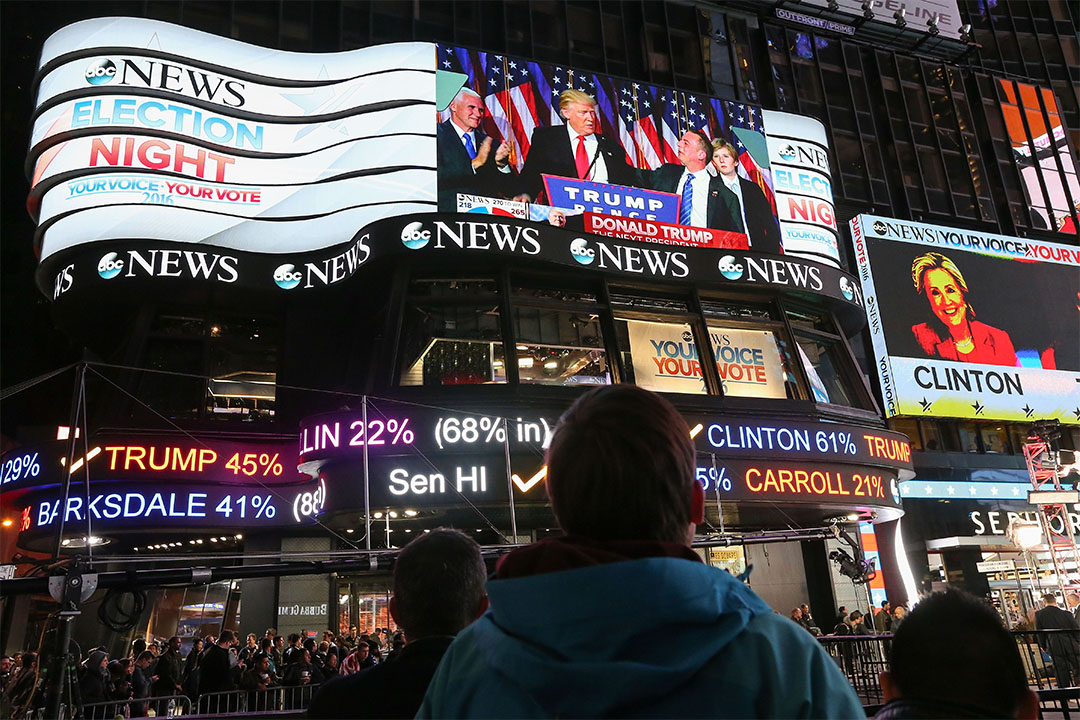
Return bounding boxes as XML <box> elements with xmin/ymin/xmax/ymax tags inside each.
<box><xmin>417</xmin><ymin>537</ymin><xmax>864</xmax><ymax>718</ymax></box>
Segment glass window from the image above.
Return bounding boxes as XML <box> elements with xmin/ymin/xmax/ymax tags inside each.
<box><xmin>981</xmin><ymin>424</ymin><xmax>1010</xmax><ymax>454</ymax></box>
<box><xmin>409</xmin><ymin>277</ymin><xmax>498</xmax><ymax>296</ymax></box>
<box><xmin>512</xmin><ymin>307</ymin><xmax>610</xmax><ymax>386</ymax></box>
<box><xmin>793</xmin><ymin>333</ymin><xmax>859</xmax><ymax>406</ymax></box>
<box><xmin>707</xmin><ymin>324</ymin><xmax>799</xmax><ymax>399</ymax></box>
<box><xmin>399</xmin><ymin>302</ymin><xmax>505</xmax><ymax>386</ymax></box>
<box><xmin>205</xmin><ymin>317</ymin><xmax>279</xmax><ymax>421</ymax></box>
<box><xmin>958</xmin><ymin>422</ymin><xmax>981</xmax><ymax>452</ymax></box>
<box><xmin>1010</xmin><ymin>425</ymin><xmax>1034</xmax><ymax>455</ymax></box>
<box><xmin>609</xmin><ymin>289</ymin><xmax>689</xmax><ymax>312</ymax></box>
<box><xmin>921</xmin><ymin>420</ymin><xmax>959</xmax><ymax>452</ymax></box>
<box><xmin>614</xmin><ymin>317</ymin><xmax>705</xmax><ymax>395</ymax></box>
<box><xmin>887</xmin><ymin>418</ymin><xmax>924</xmax><ymax>451</ymax></box>
<box><xmin>511</xmin><ymin>276</ymin><xmax>599</xmax><ymax>304</ymax></box>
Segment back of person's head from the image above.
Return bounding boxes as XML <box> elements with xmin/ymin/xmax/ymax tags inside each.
<box><xmin>22</xmin><ymin>652</ymin><xmax>37</xmax><ymax>668</ymax></box>
<box><xmin>545</xmin><ymin>385</ymin><xmax>697</xmax><ymax>544</ymax></box>
<box><xmin>390</xmin><ymin>528</ymin><xmax>487</xmax><ymax>639</ymax></box>
<box><xmin>218</xmin><ymin>629</ymin><xmax>235</xmax><ymax>645</ymax></box>
<box><xmin>1043</xmin><ymin>593</ymin><xmax>1058</xmax><ymax>605</ymax></box>
<box><xmin>883</xmin><ymin>589</ymin><xmax>1036</xmax><ymax>718</ymax></box>
<box><xmin>288</xmin><ymin>633</ymin><xmax>300</xmax><ymax>645</ymax></box>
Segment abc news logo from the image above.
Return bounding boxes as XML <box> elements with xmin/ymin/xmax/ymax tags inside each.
<box><xmin>85</xmin><ymin>59</ymin><xmax>117</xmax><ymax>85</ymax></box>
<box><xmin>400</xmin><ymin>221</ymin><xmax>431</xmax><ymax>250</ymax></box>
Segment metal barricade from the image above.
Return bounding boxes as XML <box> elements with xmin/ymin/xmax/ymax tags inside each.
<box><xmin>81</xmin><ymin>694</ymin><xmax>192</xmax><ymax>719</ymax></box>
<box><xmin>817</xmin><ymin>634</ymin><xmax>889</xmax><ymax>706</ymax></box>
<box><xmin>195</xmin><ymin>684</ymin><xmax>320</xmax><ymax>715</ymax></box>
<box><xmin>1013</xmin><ymin>630</ymin><xmax>1080</xmax><ymax>691</ymax></box>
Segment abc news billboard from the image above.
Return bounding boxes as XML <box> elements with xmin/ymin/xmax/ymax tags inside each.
<box><xmin>28</xmin><ymin>18</ymin><xmax>842</xmax><ymax>276</ymax></box>
<box><xmin>852</xmin><ymin>214</ymin><xmax>1080</xmax><ymax>424</ymax></box>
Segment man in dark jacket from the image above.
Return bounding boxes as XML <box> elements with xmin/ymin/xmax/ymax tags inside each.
<box><xmin>874</xmin><ymin>589</ymin><xmax>1037</xmax><ymax>719</ymax></box>
<box><xmin>1035</xmin><ymin>593</ymin><xmax>1080</xmax><ymax>688</ymax></box>
<box><xmin>515</xmin><ymin>89</ymin><xmax>639</xmax><ymax>203</ymax></box>
<box><xmin>307</xmin><ymin>529</ymin><xmax>488</xmax><ymax>719</ymax></box>
<box><xmin>152</xmin><ymin>636</ymin><xmax>184</xmax><ymax>697</ymax></box>
<box><xmin>437</xmin><ymin>88</ymin><xmax>511</xmax><ymax>211</ymax></box>
<box><xmin>281</xmin><ymin>633</ymin><xmax>303</xmax><ymax>667</ymax></box>
<box><xmin>131</xmin><ymin>650</ymin><xmax>155</xmax><ymax>711</ymax></box>
<box><xmin>647</xmin><ymin>130</ymin><xmax>741</xmax><ymax>232</ymax></box>
<box><xmin>198</xmin><ymin>630</ymin><xmax>237</xmax><ymax>701</ymax></box>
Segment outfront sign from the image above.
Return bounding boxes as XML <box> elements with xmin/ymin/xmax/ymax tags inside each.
<box><xmin>852</xmin><ymin>214</ymin><xmax>1080</xmax><ymax>424</ymax></box>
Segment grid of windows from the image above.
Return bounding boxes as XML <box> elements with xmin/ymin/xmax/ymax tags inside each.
<box><xmin>139</xmin><ymin>0</ymin><xmax>710</xmax><ymax>94</ymax></box>
<box><xmin>958</xmin><ymin>0</ymin><xmax>1080</xmax><ymax>151</ymax></box>
<box><xmin>887</xmin><ymin>418</ymin><xmax>1080</xmax><ymax>456</ymax></box>
<box><xmin>393</xmin><ymin>271</ymin><xmax>876</xmax><ymax>412</ymax></box>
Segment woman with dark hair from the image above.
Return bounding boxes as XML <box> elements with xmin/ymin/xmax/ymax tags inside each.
<box><xmin>910</xmin><ymin>252</ymin><xmax>1018</xmax><ymax>367</ymax></box>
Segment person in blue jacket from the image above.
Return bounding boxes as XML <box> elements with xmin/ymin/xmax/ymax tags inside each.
<box><xmin>417</xmin><ymin>384</ymin><xmax>865</xmax><ymax>719</ymax></box>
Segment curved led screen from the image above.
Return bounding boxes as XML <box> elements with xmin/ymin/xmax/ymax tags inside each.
<box><xmin>28</xmin><ymin>19</ymin><xmax>843</xmax><ymax>271</ymax></box>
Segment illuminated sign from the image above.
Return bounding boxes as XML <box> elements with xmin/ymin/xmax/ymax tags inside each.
<box><xmin>622</xmin><ymin>322</ymin><xmax>788</xmax><ymax>398</ymax></box>
<box><xmin>35</xmin><ymin>216</ymin><xmax>864</xmax><ymax>323</ymax></box>
<box><xmin>584</xmin><ymin>213</ymin><xmax>747</xmax><ymax>250</ymax></box>
<box><xmin>17</xmin><ymin>482</ymin><xmax>321</xmax><ymax>535</ymax></box>
<box><xmin>278</xmin><ymin>603</ymin><xmax>328</xmax><ymax>617</ymax></box>
<box><xmin>852</xmin><ymin>214</ymin><xmax>1080</xmax><ymax>424</ymax></box>
<box><xmin>29</xmin><ymin>20</ymin><xmax>841</xmax><ymax>286</ymax></box>
<box><xmin>28</xmin><ymin>18</ymin><xmax>437</xmax><ymax>259</ymax></box>
<box><xmin>297</xmin><ymin>408</ymin><xmax>552</xmax><ymax>472</ymax></box>
<box><xmin>775</xmin><ymin>8</ymin><xmax>855</xmax><ymax>35</ymax></box>
<box><xmin>971</xmin><ymin>509</ymin><xmax>1079</xmax><ymax>536</ymax></box>
<box><xmin>543</xmin><ymin>177</ymin><xmax>679</xmax><ymax>223</ymax></box>
<box><xmin>2</xmin><ymin>451</ymin><xmax>43</xmax><ymax>488</ymax></box>
<box><xmin>700</xmin><ymin>458</ymin><xmax>901</xmax><ymax>510</ymax></box>
<box><xmin>762</xmin><ymin>111</ymin><xmax>840</xmax><ymax>266</ymax></box>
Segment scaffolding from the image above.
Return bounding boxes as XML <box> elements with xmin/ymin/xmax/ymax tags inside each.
<box><xmin>1023</xmin><ymin>425</ymin><xmax>1080</xmax><ymax>599</ymax></box>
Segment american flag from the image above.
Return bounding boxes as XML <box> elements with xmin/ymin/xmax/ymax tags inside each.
<box><xmin>656</xmin><ymin>91</ymin><xmax>683</xmax><ymax>164</ymax></box>
<box><xmin>437</xmin><ymin>43</ymin><xmax>777</xmax><ymax>183</ymax></box>
<box><xmin>627</xmin><ymin>84</ymin><xmax>662</xmax><ymax>170</ymax></box>
<box><xmin>725</xmin><ymin>102</ymin><xmax>777</xmax><ymax>215</ymax></box>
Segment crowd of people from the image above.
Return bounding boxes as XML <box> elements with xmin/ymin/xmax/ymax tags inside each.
<box><xmin>0</xmin><ymin>623</ymin><xmax>405</xmax><ymax>717</ymax></box>
<box><xmin>1</xmin><ymin>387</ymin><xmax>1070</xmax><ymax>719</ymax></box>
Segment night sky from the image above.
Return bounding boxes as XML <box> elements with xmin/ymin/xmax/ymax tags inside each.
<box><xmin>1</xmin><ymin>2</ymin><xmax>144</xmax><ymax>439</ymax></box>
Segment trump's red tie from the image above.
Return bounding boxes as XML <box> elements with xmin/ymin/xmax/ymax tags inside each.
<box><xmin>575</xmin><ymin>135</ymin><xmax>590</xmax><ymax>179</ymax></box>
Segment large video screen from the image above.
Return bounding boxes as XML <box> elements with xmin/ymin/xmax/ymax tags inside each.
<box><xmin>27</xmin><ymin>18</ymin><xmax>842</xmax><ymax>273</ymax></box>
<box><xmin>852</xmin><ymin>214</ymin><xmax>1080</xmax><ymax>424</ymax></box>
<box><xmin>433</xmin><ymin>44</ymin><xmax>840</xmax><ymax>265</ymax></box>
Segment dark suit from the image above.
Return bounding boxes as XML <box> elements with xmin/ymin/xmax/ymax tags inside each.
<box><xmin>1035</xmin><ymin>605</ymin><xmax>1080</xmax><ymax>688</ymax></box>
<box><xmin>727</xmin><ymin>176</ymin><xmax>783</xmax><ymax>255</ymax></box>
<box><xmin>648</xmin><ymin>164</ymin><xmax>741</xmax><ymax>231</ymax></box>
<box><xmin>518</xmin><ymin>125</ymin><xmax>639</xmax><ymax>202</ymax></box>
<box><xmin>437</xmin><ymin>120</ymin><xmax>506</xmax><ymax>212</ymax></box>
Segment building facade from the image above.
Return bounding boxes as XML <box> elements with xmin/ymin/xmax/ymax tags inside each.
<box><xmin>2</xmin><ymin>0</ymin><xmax>1077</xmax><ymax>652</ymax></box>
